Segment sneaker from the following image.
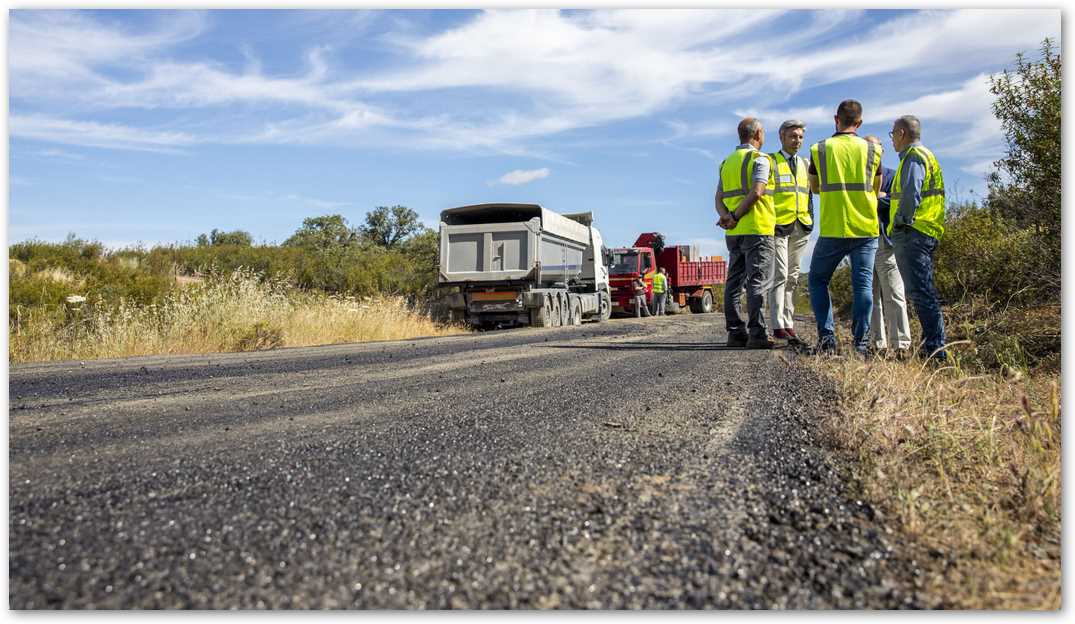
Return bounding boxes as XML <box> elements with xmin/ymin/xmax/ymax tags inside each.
<box><xmin>747</xmin><ymin>335</ymin><xmax>777</xmax><ymax>349</ymax></box>
<box><xmin>772</xmin><ymin>328</ymin><xmax>791</xmax><ymax>340</ymax></box>
<box><xmin>785</xmin><ymin>328</ymin><xmax>799</xmax><ymax>339</ymax></box>
<box><xmin>726</xmin><ymin>331</ymin><xmax>748</xmax><ymax>348</ymax></box>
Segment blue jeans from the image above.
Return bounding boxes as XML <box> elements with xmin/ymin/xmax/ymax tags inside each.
<box><xmin>891</xmin><ymin>226</ymin><xmax>947</xmax><ymax>359</ymax></box>
<box><xmin>808</xmin><ymin>237</ymin><xmax>878</xmax><ymax>352</ymax></box>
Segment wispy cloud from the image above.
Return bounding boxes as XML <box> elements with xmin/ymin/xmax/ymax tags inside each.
<box><xmin>489</xmin><ymin>168</ymin><xmax>551</xmax><ymax>186</ymax></box>
<box><xmin>10</xmin><ymin>114</ymin><xmax>198</xmax><ymax>152</ymax></box>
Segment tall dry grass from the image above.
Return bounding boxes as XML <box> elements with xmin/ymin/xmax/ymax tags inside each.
<box><xmin>812</xmin><ymin>354</ymin><xmax>1060</xmax><ymax>609</ymax></box>
<box><xmin>9</xmin><ymin>269</ymin><xmax>466</xmax><ymax>364</ymax></box>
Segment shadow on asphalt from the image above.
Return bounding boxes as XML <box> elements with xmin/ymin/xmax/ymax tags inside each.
<box><xmin>545</xmin><ymin>341</ymin><xmax>795</xmax><ymax>352</ymax></box>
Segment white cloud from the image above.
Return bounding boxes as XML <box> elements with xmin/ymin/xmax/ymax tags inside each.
<box><xmin>283</xmin><ymin>193</ymin><xmax>351</xmax><ymax>210</ymax></box>
<box><xmin>10</xmin><ymin>114</ymin><xmax>198</xmax><ymax>152</ymax></box>
<box><xmin>491</xmin><ymin>168</ymin><xmax>551</xmax><ymax>186</ymax></box>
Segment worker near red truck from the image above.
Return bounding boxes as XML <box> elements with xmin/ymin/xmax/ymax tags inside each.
<box><xmin>632</xmin><ymin>275</ymin><xmax>652</xmax><ymax>318</ymax></box>
<box><xmin>806</xmin><ymin>99</ymin><xmax>883</xmax><ymax>356</ymax></box>
<box><xmin>651</xmin><ymin>267</ymin><xmax>668</xmax><ymax>316</ymax></box>
<box><xmin>767</xmin><ymin>119</ymin><xmax>813</xmax><ymax>344</ymax></box>
<box><xmin>714</xmin><ymin>117</ymin><xmax>777</xmax><ymax>349</ymax></box>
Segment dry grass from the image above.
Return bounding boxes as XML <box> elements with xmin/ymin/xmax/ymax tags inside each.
<box><xmin>9</xmin><ymin>269</ymin><xmax>466</xmax><ymax>364</ymax></box>
<box><xmin>812</xmin><ymin>353</ymin><xmax>1060</xmax><ymax>609</ymax></box>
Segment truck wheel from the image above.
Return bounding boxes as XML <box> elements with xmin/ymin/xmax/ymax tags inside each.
<box><xmin>531</xmin><ymin>295</ymin><xmax>553</xmax><ymax>328</ymax></box>
<box><xmin>550</xmin><ymin>295</ymin><xmax>562</xmax><ymax>327</ymax></box>
<box><xmin>598</xmin><ymin>290</ymin><xmax>612</xmax><ymax>322</ymax></box>
<box><xmin>570</xmin><ymin>298</ymin><xmax>583</xmax><ymax>325</ymax></box>
<box><xmin>700</xmin><ymin>290</ymin><xmax>714</xmax><ymax>313</ymax></box>
<box><xmin>557</xmin><ymin>294</ymin><xmax>569</xmax><ymax>326</ymax></box>
<box><xmin>667</xmin><ymin>300</ymin><xmax>682</xmax><ymax>315</ymax></box>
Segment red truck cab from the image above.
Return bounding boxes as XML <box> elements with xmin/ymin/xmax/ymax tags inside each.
<box><xmin>608</xmin><ymin>233</ymin><xmax>727</xmax><ymax>316</ymax></box>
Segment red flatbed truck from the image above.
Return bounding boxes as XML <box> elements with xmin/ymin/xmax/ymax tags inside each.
<box><xmin>608</xmin><ymin>232</ymin><xmax>727</xmax><ymax>316</ymax></box>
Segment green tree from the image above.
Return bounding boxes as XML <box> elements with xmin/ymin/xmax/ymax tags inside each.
<box><xmin>198</xmin><ymin>228</ymin><xmax>253</xmax><ymax>247</ymax></box>
<box><xmin>361</xmin><ymin>205</ymin><xmax>424</xmax><ymax>249</ymax></box>
<box><xmin>284</xmin><ymin>215</ymin><xmax>360</xmax><ymax>251</ymax></box>
<box><xmin>986</xmin><ymin>38</ymin><xmax>1060</xmax><ymax>292</ymax></box>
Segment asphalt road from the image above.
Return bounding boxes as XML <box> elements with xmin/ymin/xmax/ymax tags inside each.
<box><xmin>9</xmin><ymin>313</ymin><xmax>931</xmax><ymax>609</ymax></box>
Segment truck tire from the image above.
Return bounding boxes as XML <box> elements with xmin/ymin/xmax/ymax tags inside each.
<box><xmin>531</xmin><ymin>295</ymin><xmax>553</xmax><ymax>328</ymax></box>
<box><xmin>569</xmin><ymin>298</ymin><xmax>583</xmax><ymax>326</ymax></box>
<box><xmin>557</xmin><ymin>294</ymin><xmax>569</xmax><ymax>326</ymax></box>
<box><xmin>700</xmin><ymin>290</ymin><xmax>714</xmax><ymax>313</ymax></box>
<box><xmin>597</xmin><ymin>290</ymin><xmax>612</xmax><ymax>322</ymax></box>
<box><xmin>667</xmin><ymin>299</ymin><xmax>682</xmax><ymax>315</ymax></box>
<box><xmin>550</xmin><ymin>295</ymin><xmax>562</xmax><ymax>327</ymax></box>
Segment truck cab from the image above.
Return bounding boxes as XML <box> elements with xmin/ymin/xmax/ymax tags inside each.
<box><xmin>608</xmin><ymin>246</ymin><xmax>656</xmax><ymax>314</ymax></box>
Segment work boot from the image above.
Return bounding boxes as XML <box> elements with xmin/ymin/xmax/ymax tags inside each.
<box><xmin>772</xmin><ymin>328</ymin><xmax>790</xmax><ymax>340</ymax></box>
<box><xmin>785</xmin><ymin>328</ymin><xmax>799</xmax><ymax>339</ymax></box>
<box><xmin>726</xmin><ymin>330</ymin><xmax>748</xmax><ymax>348</ymax></box>
<box><xmin>747</xmin><ymin>335</ymin><xmax>776</xmax><ymax>349</ymax></box>
<box><xmin>814</xmin><ymin>338</ymin><xmax>838</xmax><ymax>356</ymax></box>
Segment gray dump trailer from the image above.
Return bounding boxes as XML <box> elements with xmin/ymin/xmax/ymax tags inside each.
<box><xmin>438</xmin><ymin>203</ymin><xmax>612</xmax><ymax>328</ymax></box>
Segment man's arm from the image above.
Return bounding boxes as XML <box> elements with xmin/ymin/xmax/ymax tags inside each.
<box><xmin>894</xmin><ymin>156</ymin><xmax>926</xmax><ymax>228</ymax></box>
<box><xmin>714</xmin><ymin>177</ymin><xmax>732</xmax><ymax>220</ymax></box>
<box><xmin>733</xmin><ymin>181</ymin><xmax>767</xmax><ymax>220</ymax></box>
<box><xmin>807</xmin><ymin>157</ymin><xmax>820</xmax><ymax>193</ymax></box>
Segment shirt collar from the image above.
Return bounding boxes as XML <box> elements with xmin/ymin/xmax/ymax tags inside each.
<box><xmin>780</xmin><ymin>149</ymin><xmax>798</xmax><ymax>161</ymax></box>
<box><xmin>899</xmin><ymin>140</ymin><xmax>923</xmax><ymax>159</ymax></box>
<box><xmin>736</xmin><ymin>143</ymin><xmax>757</xmax><ymax>150</ymax></box>
<box><xmin>832</xmin><ymin>130</ymin><xmax>858</xmax><ymax>136</ymax></box>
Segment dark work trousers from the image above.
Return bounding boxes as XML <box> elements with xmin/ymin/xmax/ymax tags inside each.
<box><xmin>724</xmin><ymin>234</ymin><xmax>775</xmax><ymax>339</ymax></box>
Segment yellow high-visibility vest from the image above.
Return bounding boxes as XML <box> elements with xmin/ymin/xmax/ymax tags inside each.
<box><xmin>652</xmin><ymin>272</ymin><xmax>667</xmax><ymax>293</ymax></box>
<box><xmin>770</xmin><ymin>151</ymin><xmax>812</xmax><ymax>227</ymax></box>
<box><xmin>810</xmin><ymin>134</ymin><xmax>881</xmax><ymax>237</ymax></box>
<box><xmin>719</xmin><ymin>147</ymin><xmax>775</xmax><ymax>236</ymax></box>
<box><xmin>888</xmin><ymin>145</ymin><xmax>946</xmax><ymax>240</ymax></box>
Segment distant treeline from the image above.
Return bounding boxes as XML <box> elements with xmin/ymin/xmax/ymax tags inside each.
<box><xmin>9</xmin><ymin>206</ymin><xmax>440</xmax><ymax>318</ymax></box>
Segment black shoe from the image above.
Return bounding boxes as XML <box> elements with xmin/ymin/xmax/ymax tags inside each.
<box><xmin>726</xmin><ymin>331</ymin><xmax>748</xmax><ymax>348</ymax></box>
<box><xmin>814</xmin><ymin>339</ymin><xmax>838</xmax><ymax>356</ymax></box>
<box><xmin>747</xmin><ymin>335</ymin><xmax>776</xmax><ymax>349</ymax></box>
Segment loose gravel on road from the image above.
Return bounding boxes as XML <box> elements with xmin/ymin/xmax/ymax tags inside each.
<box><xmin>9</xmin><ymin>314</ymin><xmax>936</xmax><ymax>608</ymax></box>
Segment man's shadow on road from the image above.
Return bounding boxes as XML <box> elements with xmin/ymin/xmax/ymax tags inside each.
<box><xmin>545</xmin><ymin>342</ymin><xmax>793</xmax><ymax>352</ymax></box>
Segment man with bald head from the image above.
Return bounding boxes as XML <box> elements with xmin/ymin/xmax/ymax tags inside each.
<box><xmin>888</xmin><ymin>115</ymin><xmax>948</xmax><ymax>361</ymax></box>
<box><xmin>714</xmin><ymin>117</ymin><xmax>776</xmax><ymax>349</ymax></box>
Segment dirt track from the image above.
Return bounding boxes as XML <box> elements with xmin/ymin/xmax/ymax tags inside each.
<box><xmin>9</xmin><ymin>314</ymin><xmax>932</xmax><ymax>608</ymax></box>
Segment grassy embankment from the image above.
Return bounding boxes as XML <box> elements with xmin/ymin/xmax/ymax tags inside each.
<box><xmin>9</xmin><ymin>238</ymin><xmax>464</xmax><ymax>364</ymax></box>
<box><xmin>812</xmin><ymin>205</ymin><xmax>1060</xmax><ymax>608</ymax></box>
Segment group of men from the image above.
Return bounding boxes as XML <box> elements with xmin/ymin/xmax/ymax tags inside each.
<box><xmin>714</xmin><ymin>99</ymin><xmax>948</xmax><ymax>360</ymax></box>
<box><xmin>631</xmin><ymin>267</ymin><xmax>669</xmax><ymax>317</ymax></box>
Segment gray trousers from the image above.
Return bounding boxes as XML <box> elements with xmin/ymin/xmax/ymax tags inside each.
<box><xmin>651</xmin><ymin>292</ymin><xmax>666</xmax><ymax>316</ymax></box>
<box><xmin>768</xmin><ymin>223</ymin><xmax>811</xmax><ymax>330</ymax></box>
<box><xmin>725</xmin><ymin>234</ymin><xmax>774</xmax><ymax>339</ymax></box>
<box><xmin>634</xmin><ymin>295</ymin><xmax>651</xmax><ymax>317</ymax></box>
<box><xmin>871</xmin><ymin>235</ymin><xmax>912</xmax><ymax>349</ymax></box>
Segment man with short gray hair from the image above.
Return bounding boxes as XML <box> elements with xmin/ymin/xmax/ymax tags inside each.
<box><xmin>766</xmin><ymin>119</ymin><xmax>813</xmax><ymax>343</ymax></box>
<box><xmin>714</xmin><ymin>117</ymin><xmax>776</xmax><ymax>349</ymax></box>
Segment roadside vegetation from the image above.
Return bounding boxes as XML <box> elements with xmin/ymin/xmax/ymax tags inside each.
<box><xmin>9</xmin><ymin>206</ymin><xmax>463</xmax><ymax>363</ymax></box>
<box><xmin>819</xmin><ymin>40</ymin><xmax>1060</xmax><ymax>609</ymax></box>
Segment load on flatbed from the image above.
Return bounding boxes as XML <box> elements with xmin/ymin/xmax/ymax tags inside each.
<box><xmin>438</xmin><ymin>203</ymin><xmax>612</xmax><ymax>328</ymax></box>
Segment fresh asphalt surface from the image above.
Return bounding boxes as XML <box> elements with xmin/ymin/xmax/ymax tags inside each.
<box><xmin>9</xmin><ymin>313</ymin><xmax>933</xmax><ymax>609</ymax></box>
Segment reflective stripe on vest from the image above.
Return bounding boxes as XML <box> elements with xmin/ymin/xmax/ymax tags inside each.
<box><xmin>719</xmin><ymin>147</ymin><xmax>776</xmax><ymax>236</ymax></box>
<box><xmin>769</xmin><ymin>151</ymin><xmax>812</xmax><ymax>226</ymax></box>
<box><xmin>888</xmin><ymin>144</ymin><xmax>946</xmax><ymax>240</ymax></box>
<box><xmin>811</xmin><ymin>135</ymin><xmax>880</xmax><ymax>238</ymax></box>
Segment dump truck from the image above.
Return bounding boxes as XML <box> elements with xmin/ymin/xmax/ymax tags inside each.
<box><xmin>609</xmin><ymin>232</ymin><xmax>727</xmax><ymax>316</ymax></box>
<box><xmin>437</xmin><ymin>203</ymin><xmax>612</xmax><ymax>328</ymax></box>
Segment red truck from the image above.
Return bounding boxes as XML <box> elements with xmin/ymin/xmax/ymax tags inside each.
<box><xmin>609</xmin><ymin>233</ymin><xmax>727</xmax><ymax>316</ymax></box>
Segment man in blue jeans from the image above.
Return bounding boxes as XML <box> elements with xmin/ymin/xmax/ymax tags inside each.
<box><xmin>887</xmin><ymin>115</ymin><xmax>948</xmax><ymax>361</ymax></box>
<box><xmin>807</xmin><ymin>100</ymin><xmax>883</xmax><ymax>355</ymax></box>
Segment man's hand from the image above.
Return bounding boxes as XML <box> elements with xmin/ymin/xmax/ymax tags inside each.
<box><xmin>718</xmin><ymin>214</ymin><xmax>738</xmax><ymax>229</ymax></box>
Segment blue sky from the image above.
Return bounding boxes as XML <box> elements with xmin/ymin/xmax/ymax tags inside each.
<box><xmin>8</xmin><ymin>9</ymin><xmax>1062</xmax><ymax>260</ymax></box>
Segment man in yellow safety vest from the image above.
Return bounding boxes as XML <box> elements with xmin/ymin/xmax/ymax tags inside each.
<box><xmin>888</xmin><ymin>115</ymin><xmax>948</xmax><ymax>361</ymax></box>
<box><xmin>651</xmin><ymin>267</ymin><xmax>668</xmax><ymax>316</ymax></box>
<box><xmin>714</xmin><ymin>117</ymin><xmax>776</xmax><ymax>349</ymax></box>
<box><xmin>807</xmin><ymin>99</ymin><xmax>883</xmax><ymax>356</ymax></box>
<box><xmin>767</xmin><ymin>119</ymin><xmax>813</xmax><ymax>344</ymax></box>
